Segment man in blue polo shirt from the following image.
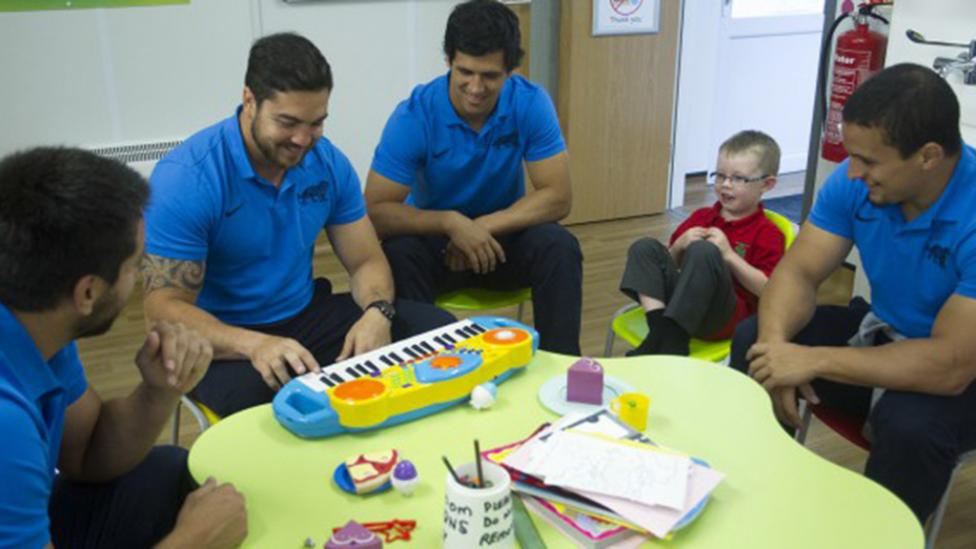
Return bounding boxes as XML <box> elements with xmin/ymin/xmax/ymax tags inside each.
<box><xmin>0</xmin><ymin>147</ymin><xmax>246</xmax><ymax>547</ymax></box>
<box><xmin>730</xmin><ymin>64</ymin><xmax>976</xmax><ymax>525</ymax></box>
<box><xmin>365</xmin><ymin>0</ymin><xmax>582</xmax><ymax>355</ymax></box>
<box><xmin>142</xmin><ymin>33</ymin><xmax>454</xmax><ymax>417</ymax></box>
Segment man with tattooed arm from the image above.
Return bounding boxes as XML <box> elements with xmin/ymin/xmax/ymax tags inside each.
<box><xmin>142</xmin><ymin>33</ymin><xmax>454</xmax><ymax>417</ymax></box>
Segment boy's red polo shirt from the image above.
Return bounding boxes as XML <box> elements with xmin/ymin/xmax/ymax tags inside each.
<box><xmin>669</xmin><ymin>201</ymin><xmax>786</xmax><ymax>340</ymax></box>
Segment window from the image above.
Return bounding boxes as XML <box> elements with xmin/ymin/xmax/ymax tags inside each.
<box><xmin>730</xmin><ymin>0</ymin><xmax>823</xmax><ymax>18</ymax></box>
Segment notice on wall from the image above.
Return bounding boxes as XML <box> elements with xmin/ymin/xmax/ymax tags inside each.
<box><xmin>593</xmin><ymin>0</ymin><xmax>660</xmax><ymax>37</ymax></box>
<box><xmin>0</xmin><ymin>0</ymin><xmax>187</xmax><ymax>12</ymax></box>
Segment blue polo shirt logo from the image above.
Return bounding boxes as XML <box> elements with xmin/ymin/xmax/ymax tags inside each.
<box><xmin>492</xmin><ymin>132</ymin><xmax>519</xmax><ymax>148</ymax></box>
<box><xmin>299</xmin><ymin>183</ymin><xmax>329</xmax><ymax>204</ymax></box>
<box><xmin>925</xmin><ymin>243</ymin><xmax>950</xmax><ymax>269</ymax></box>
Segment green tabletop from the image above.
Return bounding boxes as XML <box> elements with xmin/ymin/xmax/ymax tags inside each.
<box><xmin>188</xmin><ymin>352</ymin><xmax>923</xmax><ymax>548</ymax></box>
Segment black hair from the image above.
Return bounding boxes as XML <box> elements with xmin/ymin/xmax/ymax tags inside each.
<box><xmin>443</xmin><ymin>0</ymin><xmax>524</xmax><ymax>72</ymax></box>
<box><xmin>245</xmin><ymin>32</ymin><xmax>333</xmax><ymax>104</ymax></box>
<box><xmin>0</xmin><ymin>147</ymin><xmax>148</xmax><ymax>312</ymax></box>
<box><xmin>843</xmin><ymin>63</ymin><xmax>961</xmax><ymax>158</ymax></box>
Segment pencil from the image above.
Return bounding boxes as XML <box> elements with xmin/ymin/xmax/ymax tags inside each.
<box><xmin>442</xmin><ymin>455</ymin><xmax>463</xmax><ymax>485</ymax></box>
<box><xmin>474</xmin><ymin>439</ymin><xmax>484</xmax><ymax>488</ymax></box>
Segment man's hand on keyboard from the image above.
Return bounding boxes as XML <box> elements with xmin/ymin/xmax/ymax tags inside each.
<box><xmin>336</xmin><ymin>307</ymin><xmax>392</xmax><ymax>361</ymax></box>
<box><xmin>248</xmin><ymin>335</ymin><xmax>321</xmax><ymax>390</ymax></box>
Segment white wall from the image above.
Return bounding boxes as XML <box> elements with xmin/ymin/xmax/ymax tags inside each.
<box><xmin>0</xmin><ymin>1</ymin><xmax>251</xmax><ymax>151</ymax></box>
<box><xmin>885</xmin><ymin>0</ymin><xmax>976</xmax><ymax>144</ymax></box>
<box><xmin>0</xmin><ymin>0</ymin><xmax>460</xmax><ymax>182</ymax></box>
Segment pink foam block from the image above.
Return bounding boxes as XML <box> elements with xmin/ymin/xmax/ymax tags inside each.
<box><xmin>566</xmin><ymin>357</ymin><xmax>604</xmax><ymax>405</ymax></box>
<box><xmin>326</xmin><ymin>520</ymin><xmax>383</xmax><ymax>549</ymax></box>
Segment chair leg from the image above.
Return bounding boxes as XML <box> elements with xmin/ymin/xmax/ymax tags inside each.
<box><xmin>171</xmin><ymin>403</ymin><xmax>182</xmax><ymax>446</ymax></box>
<box><xmin>516</xmin><ymin>302</ymin><xmax>525</xmax><ymax>323</ymax></box>
<box><xmin>794</xmin><ymin>401</ymin><xmax>812</xmax><ymax>445</ymax></box>
<box><xmin>180</xmin><ymin>396</ymin><xmax>212</xmax><ymax>437</ymax></box>
<box><xmin>604</xmin><ymin>329</ymin><xmax>616</xmax><ymax>357</ymax></box>
<box><xmin>925</xmin><ymin>461</ymin><xmax>962</xmax><ymax>549</ymax></box>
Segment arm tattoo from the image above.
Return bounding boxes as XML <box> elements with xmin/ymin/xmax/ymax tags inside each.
<box><xmin>140</xmin><ymin>253</ymin><xmax>206</xmax><ymax>294</ymax></box>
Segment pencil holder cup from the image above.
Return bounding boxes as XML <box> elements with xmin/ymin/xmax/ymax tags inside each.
<box><xmin>443</xmin><ymin>461</ymin><xmax>514</xmax><ymax>548</ymax></box>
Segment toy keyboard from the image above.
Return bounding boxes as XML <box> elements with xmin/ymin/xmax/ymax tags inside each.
<box><xmin>273</xmin><ymin>316</ymin><xmax>538</xmax><ymax>438</ymax></box>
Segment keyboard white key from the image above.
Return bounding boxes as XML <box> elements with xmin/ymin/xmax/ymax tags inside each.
<box><xmin>297</xmin><ymin>319</ymin><xmax>489</xmax><ymax>393</ymax></box>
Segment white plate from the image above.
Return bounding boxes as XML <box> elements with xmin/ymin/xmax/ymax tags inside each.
<box><xmin>537</xmin><ymin>375</ymin><xmax>635</xmax><ymax>416</ymax></box>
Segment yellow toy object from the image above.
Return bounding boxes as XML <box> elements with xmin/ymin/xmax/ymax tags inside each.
<box><xmin>273</xmin><ymin>317</ymin><xmax>538</xmax><ymax>438</ymax></box>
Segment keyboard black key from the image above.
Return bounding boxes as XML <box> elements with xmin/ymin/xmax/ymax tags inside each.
<box><xmin>443</xmin><ymin>333</ymin><xmax>457</xmax><ymax>344</ymax></box>
<box><xmin>455</xmin><ymin>329</ymin><xmax>468</xmax><ymax>339</ymax></box>
<box><xmin>403</xmin><ymin>348</ymin><xmax>419</xmax><ymax>359</ymax></box>
<box><xmin>411</xmin><ymin>344</ymin><xmax>427</xmax><ymax>356</ymax></box>
<box><xmin>469</xmin><ymin>323</ymin><xmax>487</xmax><ymax>333</ymax></box>
<box><xmin>346</xmin><ymin>367</ymin><xmax>361</xmax><ymax>378</ymax></box>
<box><xmin>329</xmin><ymin>373</ymin><xmax>344</xmax><ymax>385</ymax></box>
<box><xmin>433</xmin><ymin>336</ymin><xmax>449</xmax><ymax>347</ymax></box>
<box><xmin>355</xmin><ymin>364</ymin><xmax>370</xmax><ymax>376</ymax></box>
<box><xmin>420</xmin><ymin>341</ymin><xmax>437</xmax><ymax>353</ymax></box>
<box><xmin>364</xmin><ymin>361</ymin><xmax>381</xmax><ymax>375</ymax></box>
<box><xmin>319</xmin><ymin>375</ymin><xmax>335</xmax><ymax>388</ymax></box>
<box><xmin>461</xmin><ymin>326</ymin><xmax>479</xmax><ymax>337</ymax></box>
<box><xmin>389</xmin><ymin>352</ymin><xmax>404</xmax><ymax>363</ymax></box>
<box><xmin>380</xmin><ymin>355</ymin><xmax>394</xmax><ymax>366</ymax></box>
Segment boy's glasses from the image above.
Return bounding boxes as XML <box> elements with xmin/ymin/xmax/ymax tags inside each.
<box><xmin>708</xmin><ymin>172</ymin><xmax>769</xmax><ymax>185</ymax></box>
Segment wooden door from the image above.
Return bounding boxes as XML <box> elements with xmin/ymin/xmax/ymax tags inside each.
<box><xmin>558</xmin><ymin>0</ymin><xmax>681</xmax><ymax>224</ymax></box>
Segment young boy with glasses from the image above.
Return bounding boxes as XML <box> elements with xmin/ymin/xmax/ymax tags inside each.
<box><xmin>618</xmin><ymin>130</ymin><xmax>786</xmax><ymax>356</ymax></box>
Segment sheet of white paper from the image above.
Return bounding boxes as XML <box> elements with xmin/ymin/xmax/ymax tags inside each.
<box><xmin>538</xmin><ymin>431</ymin><xmax>690</xmax><ymax>510</ymax></box>
<box><xmin>504</xmin><ymin>410</ymin><xmax>637</xmax><ymax>479</ymax></box>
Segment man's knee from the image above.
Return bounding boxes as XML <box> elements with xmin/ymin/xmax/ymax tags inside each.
<box><xmin>627</xmin><ymin>237</ymin><xmax>669</xmax><ymax>263</ymax></box>
<box><xmin>869</xmin><ymin>394</ymin><xmax>957</xmax><ymax>454</ymax></box>
<box><xmin>522</xmin><ymin>223</ymin><xmax>582</xmax><ymax>264</ymax></box>
<box><xmin>729</xmin><ymin>315</ymin><xmax>759</xmax><ymax>374</ymax></box>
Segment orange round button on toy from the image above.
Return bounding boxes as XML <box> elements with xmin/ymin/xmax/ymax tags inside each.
<box><xmin>483</xmin><ymin>328</ymin><xmax>529</xmax><ymax>345</ymax></box>
<box><xmin>430</xmin><ymin>356</ymin><xmax>463</xmax><ymax>369</ymax></box>
<box><xmin>333</xmin><ymin>378</ymin><xmax>386</xmax><ymax>401</ymax></box>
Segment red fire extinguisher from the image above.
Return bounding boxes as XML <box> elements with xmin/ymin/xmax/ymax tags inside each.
<box><xmin>821</xmin><ymin>3</ymin><xmax>891</xmax><ymax>162</ymax></box>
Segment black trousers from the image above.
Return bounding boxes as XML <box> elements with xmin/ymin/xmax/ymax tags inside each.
<box><xmin>382</xmin><ymin>222</ymin><xmax>583</xmax><ymax>355</ymax></box>
<box><xmin>730</xmin><ymin>301</ymin><xmax>976</xmax><ymax>523</ymax></box>
<box><xmin>49</xmin><ymin>446</ymin><xmax>193</xmax><ymax>548</ymax></box>
<box><xmin>190</xmin><ymin>278</ymin><xmax>456</xmax><ymax>417</ymax></box>
<box><xmin>619</xmin><ymin>238</ymin><xmax>735</xmax><ymax>338</ymax></box>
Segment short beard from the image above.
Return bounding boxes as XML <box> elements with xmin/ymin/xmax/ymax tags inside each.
<box><xmin>74</xmin><ymin>292</ymin><xmax>122</xmax><ymax>339</ymax></box>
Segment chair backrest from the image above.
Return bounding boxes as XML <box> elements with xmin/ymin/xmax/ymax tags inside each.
<box><xmin>763</xmin><ymin>208</ymin><xmax>796</xmax><ymax>250</ymax></box>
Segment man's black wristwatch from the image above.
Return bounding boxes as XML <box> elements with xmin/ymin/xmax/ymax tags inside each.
<box><xmin>365</xmin><ymin>299</ymin><xmax>396</xmax><ymax>322</ymax></box>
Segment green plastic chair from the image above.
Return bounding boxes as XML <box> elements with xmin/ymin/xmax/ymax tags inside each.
<box><xmin>604</xmin><ymin>209</ymin><xmax>796</xmax><ymax>361</ymax></box>
<box><xmin>435</xmin><ymin>287</ymin><xmax>532</xmax><ymax>322</ymax></box>
<box><xmin>171</xmin><ymin>396</ymin><xmax>222</xmax><ymax>446</ymax></box>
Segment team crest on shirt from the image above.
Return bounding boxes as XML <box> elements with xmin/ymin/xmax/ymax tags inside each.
<box><xmin>734</xmin><ymin>242</ymin><xmax>748</xmax><ymax>257</ymax></box>
<box><xmin>299</xmin><ymin>183</ymin><xmax>328</xmax><ymax>204</ymax></box>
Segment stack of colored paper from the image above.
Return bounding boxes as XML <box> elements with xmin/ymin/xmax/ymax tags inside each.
<box><xmin>483</xmin><ymin>409</ymin><xmax>724</xmax><ymax>546</ymax></box>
